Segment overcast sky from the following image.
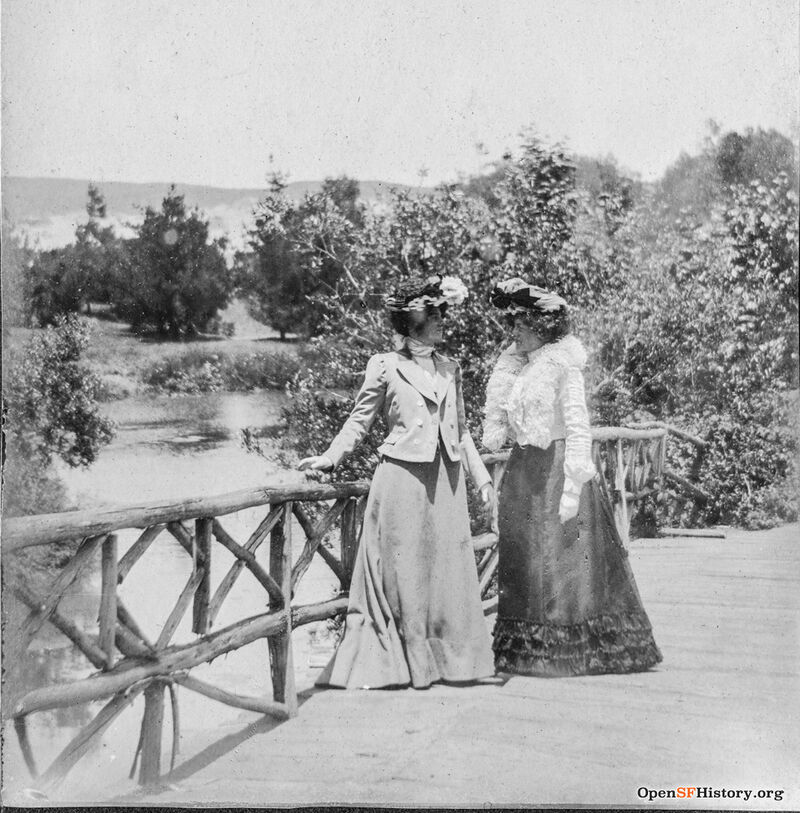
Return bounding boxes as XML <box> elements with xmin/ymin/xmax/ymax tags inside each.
<box><xmin>2</xmin><ymin>0</ymin><xmax>798</xmax><ymax>188</ymax></box>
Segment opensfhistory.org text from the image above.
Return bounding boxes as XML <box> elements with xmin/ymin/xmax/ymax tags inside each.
<box><xmin>637</xmin><ymin>787</ymin><xmax>785</xmax><ymax>802</ymax></box>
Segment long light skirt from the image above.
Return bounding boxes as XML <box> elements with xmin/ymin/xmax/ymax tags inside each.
<box><xmin>317</xmin><ymin>448</ymin><xmax>495</xmax><ymax>689</ymax></box>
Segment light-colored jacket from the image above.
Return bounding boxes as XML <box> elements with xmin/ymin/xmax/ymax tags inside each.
<box><xmin>323</xmin><ymin>350</ymin><xmax>491</xmax><ymax>489</ymax></box>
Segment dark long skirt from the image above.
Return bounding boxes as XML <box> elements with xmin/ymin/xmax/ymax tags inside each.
<box><xmin>317</xmin><ymin>445</ymin><xmax>495</xmax><ymax>689</ymax></box>
<box><xmin>493</xmin><ymin>441</ymin><xmax>662</xmax><ymax>677</ymax></box>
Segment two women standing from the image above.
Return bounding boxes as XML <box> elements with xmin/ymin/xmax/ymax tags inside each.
<box><xmin>301</xmin><ymin>274</ymin><xmax>660</xmax><ymax>688</ymax></box>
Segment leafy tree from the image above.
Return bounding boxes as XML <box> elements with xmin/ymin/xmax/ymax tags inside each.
<box><xmin>715</xmin><ymin>127</ymin><xmax>798</xmax><ymax>188</ymax></box>
<box><xmin>236</xmin><ymin>175</ymin><xmax>364</xmax><ymax>339</ymax></box>
<box><xmin>321</xmin><ymin>176</ymin><xmax>364</xmax><ymax>227</ymax></box>
<box><xmin>2</xmin><ymin>315</ymin><xmax>114</xmax><ymax>516</ymax></box>
<box><xmin>246</xmin><ymin>139</ymin><xmax>591</xmax><ymax>483</ymax></box>
<box><xmin>28</xmin><ymin>246</ymin><xmax>89</xmax><ymax>325</ymax></box>
<box><xmin>114</xmin><ymin>189</ymin><xmax>233</xmax><ymax>337</ymax></box>
<box><xmin>74</xmin><ymin>184</ymin><xmax>122</xmax><ymax>307</ymax></box>
<box><xmin>656</xmin><ymin>123</ymin><xmax>798</xmax><ymax>218</ymax></box>
<box><xmin>26</xmin><ymin>185</ymin><xmax>123</xmax><ymax>325</ymax></box>
<box><xmin>245</xmin><ymin>130</ymin><xmax>798</xmax><ymax>531</ymax></box>
<box><xmin>722</xmin><ymin>173</ymin><xmax>799</xmax><ymax>387</ymax></box>
<box><xmin>581</xmin><ymin>162</ymin><xmax>798</xmax><ymax>527</ymax></box>
<box><xmin>459</xmin><ymin>160</ymin><xmax>508</xmax><ymax>209</ymax></box>
<box><xmin>489</xmin><ymin>135</ymin><xmax>578</xmax><ymax>292</ymax></box>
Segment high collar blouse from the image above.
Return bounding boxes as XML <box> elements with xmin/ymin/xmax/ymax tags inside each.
<box><xmin>482</xmin><ymin>335</ymin><xmax>597</xmax><ymax>495</ymax></box>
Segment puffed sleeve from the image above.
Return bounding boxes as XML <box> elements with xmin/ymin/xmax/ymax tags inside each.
<box><xmin>561</xmin><ymin>365</ymin><xmax>597</xmax><ymax>496</ymax></box>
<box><xmin>322</xmin><ymin>354</ymin><xmax>387</xmax><ymax>468</ymax></box>
<box><xmin>481</xmin><ymin>346</ymin><xmax>521</xmax><ymax>452</ymax></box>
<box><xmin>455</xmin><ymin>364</ymin><xmax>491</xmax><ymax>490</ymax></box>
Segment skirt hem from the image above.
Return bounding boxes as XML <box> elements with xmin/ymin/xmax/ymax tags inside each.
<box><xmin>493</xmin><ymin>613</ymin><xmax>663</xmax><ymax>677</ymax></box>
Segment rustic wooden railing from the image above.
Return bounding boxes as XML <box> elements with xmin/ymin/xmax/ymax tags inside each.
<box><xmin>4</xmin><ymin>482</ymin><xmax>369</xmax><ymax>792</ymax></box>
<box><xmin>635</xmin><ymin>421</ymin><xmax>710</xmax><ymax>525</ymax></box>
<box><xmin>3</xmin><ymin>423</ymin><xmax>702</xmax><ymax>793</ymax></box>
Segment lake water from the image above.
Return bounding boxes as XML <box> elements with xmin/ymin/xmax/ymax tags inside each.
<box><xmin>2</xmin><ymin>391</ymin><xmax>342</xmax><ymax>804</ymax></box>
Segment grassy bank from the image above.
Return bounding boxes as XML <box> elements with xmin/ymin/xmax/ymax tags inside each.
<box><xmin>141</xmin><ymin>347</ymin><xmax>300</xmax><ymax>393</ymax></box>
<box><xmin>4</xmin><ymin>316</ymin><xmax>303</xmax><ymax>398</ymax></box>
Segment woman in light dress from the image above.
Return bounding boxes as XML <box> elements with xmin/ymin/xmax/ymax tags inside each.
<box><xmin>482</xmin><ymin>278</ymin><xmax>662</xmax><ymax>676</ymax></box>
<box><xmin>300</xmin><ymin>274</ymin><xmax>495</xmax><ymax>689</ymax></box>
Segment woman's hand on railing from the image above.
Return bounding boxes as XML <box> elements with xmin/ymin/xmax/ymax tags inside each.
<box><xmin>298</xmin><ymin>455</ymin><xmax>334</xmax><ymax>472</ymax></box>
<box><xmin>479</xmin><ymin>483</ymin><xmax>498</xmax><ymax>535</ymax></box>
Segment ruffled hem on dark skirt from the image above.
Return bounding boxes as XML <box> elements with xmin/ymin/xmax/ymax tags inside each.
<box><xmin>493</xmin><ymin>613</ymin><xmax>662</xmax><ymax>677</ymax></box>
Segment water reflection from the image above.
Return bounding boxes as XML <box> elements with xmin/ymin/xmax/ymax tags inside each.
<box><xmin>3</xmin><ymin>390</ymin><xmax>340</xmax><ymax>803</ymax></box>
<box><xmin>54</xmin><ymin>391</ymin><xmax>293</xmax><ymax>506</ymax></box>
<box><xmin>21</xmin><ymin>649</ymin><xmax>95</xmax><ymax>730</ymax></box>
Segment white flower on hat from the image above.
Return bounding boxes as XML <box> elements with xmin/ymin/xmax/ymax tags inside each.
<box><xmin>439</xmin><ymin>276</ymin><xmax>469</xmax><ymax>306</ymax></box>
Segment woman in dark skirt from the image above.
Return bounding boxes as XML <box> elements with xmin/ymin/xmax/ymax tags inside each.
<box><xmin>482</xmin><ymin>278</ymin><xmax>662</xmax><ymax>677</ymax></box>
<box><xmin>300</xmin><ymin>274</ymin><xmax>495</xmax><ymax>689</ymax></box>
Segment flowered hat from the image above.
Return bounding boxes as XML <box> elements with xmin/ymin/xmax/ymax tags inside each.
<box><xmin>385</xmin><ymin>274</ymin><xmax>469</xmax><ymax>312</ymax></box>
<box><xmin>488</xmin><ymin>278</ymin><xmax>567</xmax><ymax>314</ymax></box>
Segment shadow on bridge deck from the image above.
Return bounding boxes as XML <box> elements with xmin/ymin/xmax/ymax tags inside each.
<box><xmin>115</xmin><ymin>524</ymin><xmax>799</xmax><ymax>808</ymax></box>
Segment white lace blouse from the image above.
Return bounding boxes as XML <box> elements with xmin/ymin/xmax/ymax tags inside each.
<box><xmin>482</xmin><ymin>335</ymin><xmax>597</xmax><ymax>497</ymax></box>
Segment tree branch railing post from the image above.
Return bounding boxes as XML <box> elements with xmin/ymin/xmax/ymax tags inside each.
<box><xmin>138</xmin><ymin>681</ymin><xmax>166</xmax><ymax>786</ymax></box>
<box><xmin>98</xmin><ymin>534</ymin><xmax>118</xmax><ymax>670</ymax></box>
<box><xmin>191</xmin><ymin>518</ymin><xmax>212</xmax><ymax>635</ymax></box>
<box><xmin>339</xmin><ymin>497</ymin><xmax>361</xmax><ymax>591</ymax></box>
<box><xmin>267</xmin><ymin>502</ymin><xmax>298</xmax><ymax>717</ymax></box>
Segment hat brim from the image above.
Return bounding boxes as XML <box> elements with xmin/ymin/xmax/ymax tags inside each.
<box><xmin>388</xmin><ymin>292</ymin><xmax>459</xmax><ymax>311</ymax></box>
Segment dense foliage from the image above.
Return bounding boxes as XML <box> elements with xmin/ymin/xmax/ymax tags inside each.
<box><xmin>15</xmin><ymin>187</ymin><xmax>234</xmax><ymax>338</ymax></box>
<box><xmin>242</xmin><ymin>129</ymin><xmax>797</xmax><ymax>530</ymax></box>
<box><xmin>114</xmin><ymin>190</ymin><xmax>234</xmax><ymax>336</ymax></box>
<box><xmin>235</xmin><ymin>176</ymin><xmax>364</xmax><ymax>339</ymax></box>
<box><xmin>2</xmin><ymin>315</ymin><xmax>115</xmax><ymax>516</ymax></box>
<box><xmin>3</xmin><ymin>126</ymin><xmax>797</xmax><ymax>530</ymax></box>
<box><xmin>22</xmin><ymin>185</ymin><xmax>121</xmax><ymax>326</ymax></box>
<box><xmin>142</xmin><ymin>348</ymin><xmax>300</xmax><ymax>394</ymax></box>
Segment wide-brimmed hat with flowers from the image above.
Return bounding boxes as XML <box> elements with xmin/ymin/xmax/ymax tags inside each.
<box><xmin>488</xmin><ymin>277</ymin><xmax>567</xmax><ymax>314</ymax></box>
<box><xmin>385</xmin><ymin>274</ymin><xmax>469</xmax><ymax>312</ymax></box>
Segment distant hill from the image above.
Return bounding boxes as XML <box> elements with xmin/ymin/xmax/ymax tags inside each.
<box><xmin>2</xmin><ymin>175</ymin><xmax>425</xmax><ymax>250</ymax></box>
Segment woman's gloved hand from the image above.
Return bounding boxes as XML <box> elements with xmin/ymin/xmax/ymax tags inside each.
<box><xmin>558</xmin><ymin>489</ymin><xmax>581</xmax><ymax>523</ymax></box>
<box><xmin>298</xmin><ymin>455</ymin><xmax>334</xmax><ymax>472</ymax></box>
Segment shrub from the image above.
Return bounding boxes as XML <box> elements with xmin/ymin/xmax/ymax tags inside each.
<box><xmin>2</xmin><ymin>315</ymin><xmax>114</xmax><ymax>517</ymax></box>
<box><xmin>142</xmin><ymin>351</ymin><xmax>225</xmax><ymax>394</ymax></box>
<box><xmin>142</xmin><ymin>349</ymin><xmax>300</xmax><ymax>394</ymax></box>
<box><xmin>244</xmin><ymin>131</ymin><xmax>798</xmax><ymax>530</ymax></box>
<box><xmin>580</xmin><ymin>170</ymin><xmax>798</xmax><ymax>528</ymax></box>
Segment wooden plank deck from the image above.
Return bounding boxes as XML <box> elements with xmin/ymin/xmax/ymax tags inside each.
<box><xmin>122</xmin><ymin>524</ymin><xmax>799</xmax><ymax>808</ymax></box>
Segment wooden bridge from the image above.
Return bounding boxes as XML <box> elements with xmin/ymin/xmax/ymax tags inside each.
<box><xmin>8</xmin><ymin>424</ymin><xmax>794</xmax><ymax>808</ymax></box>
<box><xmin>121</xmin><ymin>524</ymin><xmax>797</xmax><ymax>809</ymax></box>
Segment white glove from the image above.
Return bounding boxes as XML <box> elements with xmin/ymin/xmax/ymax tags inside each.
<box><xmin>558</xmin><ymin>490</ymin><xmax>580</xmax><ymax>523</ymax></box>
<box><xmin>479</xmin><ymin>482</ymin><xmax>495</xmax><ymax>508</ymax></box>
<box><xmin>298</xmin><ymin>455</ymin><xmax>334</xmax><ymax>472</ymax></box>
